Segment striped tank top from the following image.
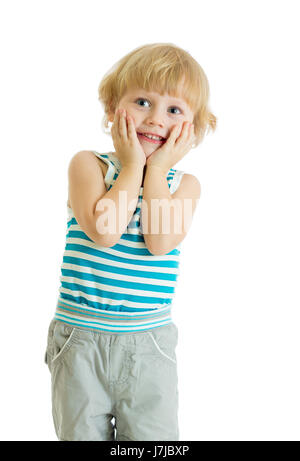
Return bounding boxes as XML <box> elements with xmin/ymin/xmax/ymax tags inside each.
<box><xmin>54</xmin><ymin>151</ymin><xmax>185</xmax><ymax>333</ymax></box>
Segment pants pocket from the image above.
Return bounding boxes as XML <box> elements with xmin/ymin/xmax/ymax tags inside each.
<box><xmin>147</xmin><ymin>323</ymin><xmax>178</xmax><ymax>366</ymax></box>
<box><xmin>147</xmin><ymin>331</ymin><xmax>177</xmax><ymax>364</ymax></box>
<box><xmin>45</xmin><ymin>319</ymin><xmax>78</xmax><ymax>370</ymax></box>
<box><xmin>51</xmin><ymin>327</ymin><xmax>77</xmax><ymax>364</ymax></box>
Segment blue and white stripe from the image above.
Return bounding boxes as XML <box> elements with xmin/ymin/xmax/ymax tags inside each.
<box><xmin>55</xmin><ymin>151</ymin><xmax>184</xmax><ymax>332</ymax></box>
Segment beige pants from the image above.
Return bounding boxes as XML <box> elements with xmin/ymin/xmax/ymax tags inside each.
<box><xmin>45</xmin><ymin>319</ymin><xmax>179</xmax><ymax>441</ymax></box>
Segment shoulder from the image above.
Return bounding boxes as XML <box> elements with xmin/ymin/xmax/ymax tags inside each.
<box><xmin>68</xmin><ymin>150</ymin><xmax>108</xmax><ymax>176</ymax></box>
<box><xmin>67</xmin><ymin>151</ymin><xmax>107</xmax><ymax>208</ymax></box>
<box><xmin>69</xmin><ymin>150</ymin><xmax>96</xmax><ymax>166</ymax></box>
<box><xmin>173</xmin><ymin>172</ymin><xmax>201</xmax><ymax>200</ymax></box>
<box><xmin>69</xmin><ymin>150</ymin><xmax>99</xmax><ymax>164</ymax></box>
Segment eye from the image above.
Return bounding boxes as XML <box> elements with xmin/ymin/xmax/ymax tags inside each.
<box><xmin>135</xmin><ymin>98</ymin><xmax>150</xmax><ymax>107</ymax></box>
<box><xmin>135</xmin><ymin>98</ymin><xmax>182</xmax><ymax>114</ymax></box>
<box><xmin>169</xmin><ymin>106</ymin><xmax>182</xmax><ymax>115</ymax></box>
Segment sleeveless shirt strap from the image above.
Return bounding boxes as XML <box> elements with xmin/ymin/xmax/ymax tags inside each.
<box><xmin>169</xmin><ymin>169</ymin><xmax>185</xmax><ymax>194</ymax></box>
<box><xmin>91</xmin><ymin>151</ymin><xmax>118</xmax><ymax>188</ymax></box>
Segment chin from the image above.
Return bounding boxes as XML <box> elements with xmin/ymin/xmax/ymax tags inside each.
<box><xmin>142</xmin><ymin>143</ymin><xmax>160</xmax><ymax>152</ymax></box>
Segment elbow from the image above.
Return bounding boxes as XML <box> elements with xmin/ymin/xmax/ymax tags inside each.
<box><xmin>94</xmin><ymin>234</ymin><xmax>119</xmax><ymax>248</ymax></box>
<box><xmin>146</xmin><ymin>243</ymin><xmax>171</xmax><ymax>256</ymax></box>
<box><xmin>93</xmin><ymin>213</ymin><xmax>120</xmax><ymax>248</ymax></box>
<box><xmin>145</xmin><ymin>235</ymin><xmax>184</xmax><ymax>256</ymax></box>
<box><xmin>144</xmin><ymin>235</ymin><xmax>171</xmax><ymax>256</ymax></box>
<box><xmin>150</xmin><ymin>249</ymin><xmax>169</xmax><ymax>256</ymax></box>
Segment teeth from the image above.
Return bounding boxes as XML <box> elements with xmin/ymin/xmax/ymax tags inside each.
<box><xmin>142</xmin><ymin>133</ymin><xmax>163</xmax><ymax>140</ymax></box>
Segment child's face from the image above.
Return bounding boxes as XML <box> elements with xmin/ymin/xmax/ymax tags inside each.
<box><xmin>109</xmin><ymin>87</ymin><xmax>194</xmax><ymax>158</ymax></box>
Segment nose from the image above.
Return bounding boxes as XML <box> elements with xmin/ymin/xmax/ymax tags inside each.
<box><xmin>144</xmin><ymin>108</ymin><xmax>164</xmax><ymax>128</ymax></box>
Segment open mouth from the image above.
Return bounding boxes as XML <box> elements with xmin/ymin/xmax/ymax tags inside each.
<box><xmin>137</xmin><ymin>132</ymin><xmax>166</xmax><ymax>144</ymax></box>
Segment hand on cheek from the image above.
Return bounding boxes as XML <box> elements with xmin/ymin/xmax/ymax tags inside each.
<box><xmin>126</xmin><ymin>112</ymin><xmax>136</xmax><ymax>130</ymax></box>
<box><xmin>146</xmin><ymin>120</ymin><xmax>195</xmax><ymax>172</ymax></box>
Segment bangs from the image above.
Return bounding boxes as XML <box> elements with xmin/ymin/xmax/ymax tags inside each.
<box><xmin>115</xmin><ymin>44</ymin><xmax>207</xmax><ymax>113</ymax></box>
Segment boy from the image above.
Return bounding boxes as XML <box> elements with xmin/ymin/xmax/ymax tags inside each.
<box><xmin>45</xmin><ymin>42</ymin><xmax>216</xmax><ymax>441</ymax></box>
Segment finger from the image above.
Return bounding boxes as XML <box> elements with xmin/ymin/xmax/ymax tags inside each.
<box><xmin>113</xmin><ymin>108</ymin><xmax>121</xmax><ymax>124</ymax></box>
<box><xmin>111</xmin><ymin>109</ymin><xmax>120</xmax><ymax>132</ymax></box>
<box><xmin>179</xmin><ymin>122</ymin><xmax>193</xmax><ymax>142</ymax></box>
<box><xmin>127</xmin><ymin>114</ymin><xmax>136</xmax><ymax>139</ymax></box>
<box><xmin>186</xmin><ymin>126</ymin><xmax>196</xmax><ymax>149</ymax></box>
<box><xmin>182</xmin><ymin>121</ymin><xmax>191</xmax><ymax>137</ymax></box>
<box><xmin>189</xmin><ymin>124</ymin><xmax>196</xmax><ymax>143</ymax></box>
<box><xmin>191</xmin><ymin>126</ymin><xmax>196</xmax><ymax>143</ymax></box>
<box><xmin>186</xmin><ymin>123</ymin><xmax>193</xmax><ymax>138</ymax></box>
<box><xmin>169</xmin><ymin>124</ymin><xmax>181</xmax><ymax>141</ymax></box>
<box><xmin>173</xmin><ymin>123</ymin><xmax>192</xmax><ymax>150</ymax></box>
<box><xmin>172</xmin><ymin>123</ymin><xmax>185</xmax><ymax>144</ymax></box>
<box><xmin>119</xmin><ymin>110</ymin><xmax>128</xmax><ymax>139</ymax></box>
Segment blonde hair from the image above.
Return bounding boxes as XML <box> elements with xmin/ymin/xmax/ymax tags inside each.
<box><xmin>98</xmin><ymin>43</ymin><xmax>217</xmax><ymax>147</ymax></box>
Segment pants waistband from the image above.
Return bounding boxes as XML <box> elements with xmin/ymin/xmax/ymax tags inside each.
<box><xmin>54</xmin><ymin>296</ymin><xmax>173</xmax><ymax>334</ymax></box>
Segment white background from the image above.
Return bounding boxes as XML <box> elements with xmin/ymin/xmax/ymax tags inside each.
<box><xmin>0</xmin><ymin>0</ymin><xmax>299</xmax><ymax>441</ymax></box>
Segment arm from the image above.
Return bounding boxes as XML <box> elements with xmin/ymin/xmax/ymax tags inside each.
<box><xmin>94</xmin><ymin>161</ymin><xmax>144</xmax><ymax>247</ymax></box>
<box><xmin>141</xmin><ymin>165</ymin><xmax>201</xmax><ymax>255</ymax></box>
<box><xmin>68</xmin><ymin>150</ymin><xmax>144</xmax><ymax>248</ymax></box>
